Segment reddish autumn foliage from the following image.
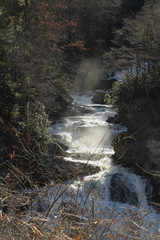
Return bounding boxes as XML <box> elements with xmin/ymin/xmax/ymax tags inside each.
<box><xmin>62</xmin><ymin>40</ymin><xmax>87</xmax><ymax>51</ymax></box>
<box><xmin>43</xmin><ymin>20</ymin><xmax>77</xmax><ymax>31</ymax></box>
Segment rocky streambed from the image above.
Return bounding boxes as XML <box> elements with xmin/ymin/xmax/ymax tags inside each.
<box><xmin>51</xmin><ymin>91</ymin><xmax>159</xmax><ymax>209</ymax></box>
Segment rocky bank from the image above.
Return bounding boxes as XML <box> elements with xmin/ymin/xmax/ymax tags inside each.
<box><xmin>108</xmin><ymin>97</ymin><xmax>160</xmax><ymax>206</ymax></box>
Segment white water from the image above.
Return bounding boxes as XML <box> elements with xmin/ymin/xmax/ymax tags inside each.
<box><xmin>17</xmin><ymin>91</ymin><xmax>159</xmax><ymax>239</ymax></box>
<box><xmin>50</xmin><ymin>91</ymin><xmax>160</xmax><ymax>239</ymax></box>
<box><xmin>52</xmin><ymin>92</ymin><xmax>147</xmax><ymax>207</ymax></box>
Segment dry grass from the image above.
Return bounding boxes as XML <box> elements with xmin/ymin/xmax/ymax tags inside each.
<box><xmin>0</xmin><ymin>123</ymin><xmax>159</xmax><ymax>239</ymax></box>
<box><xmin>0</xmin><ymin>170</ymin><xmax>159</xmax><ymax>240</ymax></box>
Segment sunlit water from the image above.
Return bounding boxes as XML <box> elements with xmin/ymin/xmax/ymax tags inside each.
<box><xmin>20</xmin><ymin>91</ymin><xmax>160</xmax><ymax>239</ymax></box>
<box><xmin>49</xmin><ymin>91</ymin><xmax>160</xmax><ymax>238</ymax></box>
<box><xmin>51</xmin><ymin>92</ymin><xmax>147</xmax><ymax>206</ymax></box>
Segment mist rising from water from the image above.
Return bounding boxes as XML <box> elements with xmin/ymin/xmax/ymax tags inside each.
<box><xmin>74</xmin><ymin>57</ymin><xmax>102</xmax><ymax>91</ymax></box>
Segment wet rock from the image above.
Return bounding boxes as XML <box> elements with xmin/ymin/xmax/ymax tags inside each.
<box><xmin>145</xmin><ymin>177</ymin><xmax>154</xmax><ymax>203</ymax></box>
<box><xmin>145</xmin><ymin>130</ymin><xmax>160</xmax><ymax>203</ymax></box>
<box><xmin>107</xmin><ymin>114</ymin><xmax>121</xmax><ymax>124</ymax></box>
<box><xmin>44</xmin><ymin>156</ymin><xmax>100</xmax><ymax>182</ymax></box>
<box><xmin>109</xmin><ymin>173</ymin><xmax>138</xmax><ymax>205</ymax></box>
<box><xmin>112</xmin><ymin>97</ymin><xmax>160</xmax><ymax>205</ymax></box>
<box><xmin>62</xmin><ymin>102</ymin><xmax>93</xmax><ymax>117</ymax></box>
<box><xmin>91</xmin><ymin>90</ymin><xmax>106</xmax><ymax>104</ymax></box>
<box><xmin>146</xmin><ymin>129</ymin><xmax>160</xmax><ymax>167</ymax></box>
<box><xmin>112</xmin><ymin>132</ymin><xmax>149</xmax><ymax>172</ymax></box>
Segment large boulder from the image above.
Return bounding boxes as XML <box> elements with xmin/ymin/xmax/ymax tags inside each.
<box><xmin>92</xmin><ymin>90</ymin><xmax>108</xmax><ymax>104</ymax></box>
<box><xmin>109</xmin><ymin>173</ymin><xmax>138</xmax><ymax>205</ymax></box>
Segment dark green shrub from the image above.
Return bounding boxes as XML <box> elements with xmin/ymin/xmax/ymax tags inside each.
<box><xmin>110</xmin><ymin>63</ymin><xmax>160</xmax><ymax>107</ymax></box>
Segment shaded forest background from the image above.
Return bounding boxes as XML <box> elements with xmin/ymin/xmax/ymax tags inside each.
<box><xmin>1</xmin><ymin>1</ymin><xmax>160</xmax><ymax>239</ymax></box>
<box><xmin>1</xmin><ymin>0</ymin><xmax>160</xmax><ymax>183</ymax></box>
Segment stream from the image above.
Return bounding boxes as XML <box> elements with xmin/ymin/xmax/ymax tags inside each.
<box><xmin>49</xmin><ymin>91</ymin><xmax>160</xmax><ymax>239</ymax></box>
<box><xmin>52</xmin><ymin>91</ymin><xmax>149</xmax><ymax>207</ymax></box>
<box><xmin>21</xmin><ymin>90</ymin><xmax>160</xmax><ymax>239</ymax></box>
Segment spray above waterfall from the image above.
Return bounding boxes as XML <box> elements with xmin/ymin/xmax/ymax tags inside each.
<box><xmin>74</xmin><ymin>57</ymin><xmax>102</xmax><ymax>91</ymax></box>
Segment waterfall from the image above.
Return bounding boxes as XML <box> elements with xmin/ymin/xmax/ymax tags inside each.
<box><xmin>52</xmin><ymin>91</ymin><xmax>150</xmax><ymax>207</ymax></box>
<box><xmin>49</xmin><ymin>91</ymin><xmax>160</xmax><ymax>239</ymax></box>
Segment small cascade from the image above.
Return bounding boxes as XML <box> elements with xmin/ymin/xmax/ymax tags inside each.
<box><xmin>52</xmin><ymin>91</ymin><xmax>153</xmax><ymax>208</ymax></box>
<box><xmin>26</xmin><ymin>90</ymin><xmax>160</xmax><ymax>240</ymax></box>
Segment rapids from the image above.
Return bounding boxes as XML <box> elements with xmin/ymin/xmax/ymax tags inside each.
<box><xmin>50</xmin><ymin>91</ymin><xmax>160</xmax><ymax>238</ymax></box>
<box><xmin>52</xmin><ymin>92</ymin><xmax>150</xmax><ymax>206</ymax></box>
<box><xmin>20</xmin><ymin>90</ymin><xmax>159</xmax><ymax>239</ymax></box>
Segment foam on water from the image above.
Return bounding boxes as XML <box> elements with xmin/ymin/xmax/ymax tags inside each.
<box><xmin>71</xmin><ymin>92</ymin><xmax>93</xmax><ymax>105</ymax></box>
<box><xmin>49</xmin><ymin>91</ymin><xmax>160</xmax><ymax>238</ymax></box>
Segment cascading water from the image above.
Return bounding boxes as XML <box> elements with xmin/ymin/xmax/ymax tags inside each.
<box><xmin>50</xmin><ymin>91</ymin><xmax>160</xmax><ymax>239</ymax></box>
<box><xmin>6</xmin><ymin>90</ymin><xmax>158</xmax><ymax>239</ymax></box>
<box><xmin>52</xmin><ymin>91</ymin><xmax>148</xmax><ymax>206</ymax></box>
